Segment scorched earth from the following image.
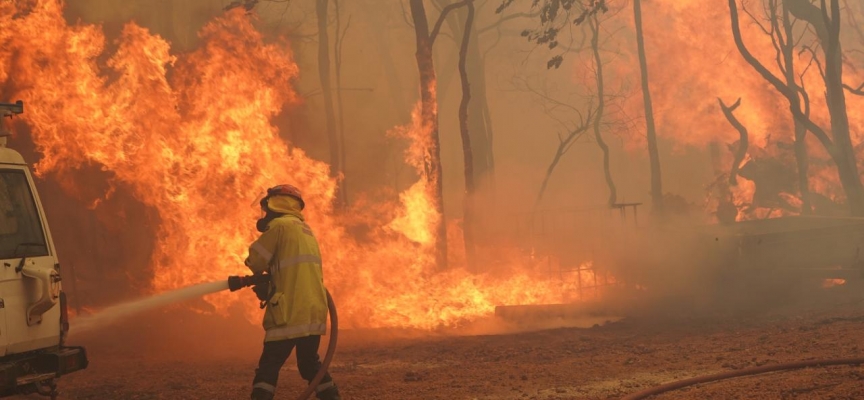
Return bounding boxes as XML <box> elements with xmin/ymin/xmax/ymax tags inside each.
<box><xmin>13</xmin><ymin>282</ymin><xmax>864</xmax><ymax>400</ymax></box>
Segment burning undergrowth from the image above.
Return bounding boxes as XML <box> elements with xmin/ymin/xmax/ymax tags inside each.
<box><xmin>0</xmin><ymin>0</ymin><xmax>606</xmax><ymax>330</ymax></box>
<box><xmin>598</xmin><ymin>0</ymin><xmax>864</xmax><ymax>221</ymax></box>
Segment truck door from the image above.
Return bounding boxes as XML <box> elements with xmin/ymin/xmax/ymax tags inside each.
<box><xmin>0</xmin><ymin>167</ymin><xmax>60</xmax><ymax>355</ymax></box>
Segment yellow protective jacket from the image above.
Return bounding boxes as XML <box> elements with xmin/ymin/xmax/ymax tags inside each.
<box><xmin>245</xmin><ymin>196</ymin><xmax>328</xmax><ymax>342</ymax></box>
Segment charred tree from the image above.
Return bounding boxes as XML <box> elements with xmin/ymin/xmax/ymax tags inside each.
<box><xmin>783</xmin><ymin>0</ymin><xmax>859</xmax><ymax>213</ymax></box>
<box><xmin>333</xmin><ymin>0</ymin><xmax>350</xmax><ymax>205</ymax></box>
<box><xmin>775</xmin><ymin>0</ymin><xmax>812</xmax><ymax>214</ymax></box>
<box><xmin>589</xmin><ymin>14</ymin><xmax>616</xmax><ymax>206</ymax></box>
<box><xmin>718</xmin><ymin>98</ymin><xmax>749</xmax><ymax>186</ymax></box>
<box><xmin>737</xmin><ymin>0</ymin><xmax>812</xmax><ymax>213</ymax></box>
<box><xmin>408</xmin><ymin>0</ymin><xmax>472</xmax><ymax>269</ymax></box>
<box><xmin>729</xmin><ymin>0</ymin><xmax>864</xmax><ymax>216</ymax></box>
<box><xmin>316</xmin><ymin>0</ymin><xmax>344</xmax><ymax>207</ymax></box>
<box><xmin>457</xmin><ymin>1</ymin><xmax>477</xmax><ymax>270</ymax></box>
<box><xmin>435</xmin><ymin>1</ymin><xmax>497</xmax><ymax>194</ymax></box>
<box><xmin>633</xmin><ymin>0</ymin><xmax>664</xmax><ymax>214</ymax></box>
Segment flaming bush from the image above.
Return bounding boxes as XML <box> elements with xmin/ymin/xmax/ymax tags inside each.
<box><xmin>0</xmin><ymin>0</ymin><xmax>591</xmax><ymax>329</ymax></box>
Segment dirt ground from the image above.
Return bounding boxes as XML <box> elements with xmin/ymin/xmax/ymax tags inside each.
<box><xmin>11</xmin><ymin>281</ymin><xmax>864</xmax><ymax>400</ymax></box>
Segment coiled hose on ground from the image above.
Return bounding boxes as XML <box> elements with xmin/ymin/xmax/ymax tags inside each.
<box><xmin>621</xmin><ymin>357</ymin><xmax>864</xmax><ymax>400</ymax></box>
<box><xmin>296</xmin><ymin>289</ymin><xmax>338</xmax><ymax>400</ymax></box>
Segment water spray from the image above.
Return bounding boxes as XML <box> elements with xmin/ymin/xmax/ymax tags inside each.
<box><xmin>72</xmin><ymin>274</ymin><xmax>269</xmax><ymax>333</ymax></box>
<box><xmin>71</xmin><ymin>275</ymin><xmax>338</xmax><ymax>400</ymax></box>
<box><xmin>72</xmin><ymin>280</ymin><xmax>230</xmax><ymax>334</ymax></box>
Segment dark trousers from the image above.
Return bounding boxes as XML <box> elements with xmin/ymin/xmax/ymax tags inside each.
<box><xmin>252</xmin><ymin>335</ymin><xmax>334</xmax><ymax>396</ymax></box>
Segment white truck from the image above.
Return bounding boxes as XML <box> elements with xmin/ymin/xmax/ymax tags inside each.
<box><xmin>0</xmin><ymin>101</ymin><xmax>88</xmax><ymax>399</ymax></box>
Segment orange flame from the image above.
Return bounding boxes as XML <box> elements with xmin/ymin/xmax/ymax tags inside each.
<box><xmin>822</xmin><ymin>278</ymin><xmax>846</xmax><ymax>288</ymax></box>
<box><xmin>603</xmin><ymin>0</ymin><xmax>864</xmax><ymax>216</ymax></box>
<box><xmin>1</xmin><ymin>0</ymin><xmax>610</xmax><ymax>329</ymax></box>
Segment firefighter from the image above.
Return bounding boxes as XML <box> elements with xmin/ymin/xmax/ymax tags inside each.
<box><xmin>245</xmin><ymin>184</ymin><xmax>341</xmax><ymax>400</ymax></box>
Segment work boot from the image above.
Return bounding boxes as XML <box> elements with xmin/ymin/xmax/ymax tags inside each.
<box><xmin>251</xmin><ymin>387</ymin><xmax>275</xmax><ymax>400</ymax></box>
<box><xmin>316</xmin><ymin>383</ymin><xmax>341</xmax><ymax>400</ymax></box>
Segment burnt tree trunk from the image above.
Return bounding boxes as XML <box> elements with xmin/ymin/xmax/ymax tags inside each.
<box><xmin>718</xmin><ymin>98</ymin><xmax>749</xmax><ymax>185</ymax></box>
<box><xmin>316</xmin><ymin>0</ymin><xmax>344</xmax><ymax>206</ymax></box>
<box><xmin>778</xmin><ymin>2</ymin><xmax>811</xmax><ymax>214</ymax></box>
<box><xmin>435</xmin><ymin>1</ymin><xmax>496</xmax><ymax>193</ymax></box>
<box><xmin>730</xmin><ymin>0</ymin><xmax>864</xmax><ymax>216</ymax></box>
<box><xmin>633</xmin><ymin>0</ymin><xmax>664</xmax><ymax>214</ymax></box>
<box><xmin>590</xmin><ymin>15</ymin><xmax>616</xmax><ymax>206</ymax></box>
<box><xmin>785</xmin><ymin>0</ymin><xmax>863</xmax><ymax>214</ymax></box>
<box><xmin>333</xmin><ymin>0</ymin><xmax>350</xmax><ymax>205</ymax></box>
<box><xmin>465</xmin><ymin>9</ymin><xmax>495</xmax><ymax>193</ymax></box>
<box><xmin>819</xmin><ymin>0</ymin><xmax>863</xmax><ymax>214</ymax></box>
<box><xmin>457</xmin><ymin>1</ymin><xmax>476</xmax><ymax>270</ymax></box>
<box><xmin>409</xmin><ymin>0</ymin><xmax>448</xmax><ymax>269</ymax></box>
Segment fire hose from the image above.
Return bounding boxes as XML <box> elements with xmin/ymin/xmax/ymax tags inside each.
<box><xmin>228</xmin><ymin>275</ymin><xmax>338</xmax><ymax>400</ymax></box>
<box><xmin>620</xmin><ymin>357</ymin><xmax>864</xmax><ymax>400</ymax></box>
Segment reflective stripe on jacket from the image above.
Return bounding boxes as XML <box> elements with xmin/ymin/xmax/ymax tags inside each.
<box><xmin>245</xmin><ymin>212</ymin><xmax>328</xmax><ymax>341</ymax></box>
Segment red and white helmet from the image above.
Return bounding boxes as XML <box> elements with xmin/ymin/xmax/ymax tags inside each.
<box><xmin>264</xmin><ymin>184</ymin><xmax>305</xmax><ymax>210</ymax></box>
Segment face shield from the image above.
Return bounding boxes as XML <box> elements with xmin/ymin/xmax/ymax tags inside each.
<box><xmin>251</xmin><ymin>192</ymin><xmax>268</xmax><ymax>221</ymax></box>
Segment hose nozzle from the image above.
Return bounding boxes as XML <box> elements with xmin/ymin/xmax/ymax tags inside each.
<box><xmin>227</xmin><ymin>274</ymin><xmax>270</xmax><ymax>292</ymax></box>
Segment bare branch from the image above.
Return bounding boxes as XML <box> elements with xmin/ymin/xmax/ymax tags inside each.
<box><xmin>767</xmin><ymin>0</ymin><xmax>786</xmax><ymax>76</ymax></box>
<box><xmin>741</xmin><ymin>1</ymin><xmax>772</xmax><ymax>36</ymax></box>
<box><xmin>796</xmin><ymin>78</ymin><xmax>811</xmax><ymax>118</ymax></box>
<box><xmin>799</xmin><ymin>45</ymin><xmax>826</xmax><ymax>80</ymax></box>
<box><xmin>800</xmin><ymin>49</ymin><xmax>816</xmax><ymax>79</ymax></box>
<box><xmin>481</xmin><ymin>12</ymin><xmax>507</xmax><ymax>59</ymax></box>
<box><xmin>400</xmin><ymin>0</ymin><xmax>414</xmax><ymax>29</ymax></box>
<box><xmin>430</xmin><ymin>0</ymin><xmax>472</xmax><ymax>45</ymax></box>
<box><xmin>478</xmin><ymin>12</ymin><xmax>540</xmax><ymax>34</ymax></box>
<box><xmin>718</xmin><ymin>97</ymin><xmax>749</xmax><ymax>186</ymax></box>
<box><xmin>534</xmin><ymin>106</ymin><xmax>594</xmax><ymax>212</ymax></box>
<box><xmin>224</xmin><ymin>0</ymin><xmax>260</xmax><ymax>12</ymax></box>
<box><xmin>728</xmin><ymin>0</ymin><xmax>833</xmax><ymax>151</ymax></box>
<box><xmin>789</xmin><ymin>15</ymin><xmax>806</xmax><ymax>46</ymax></box>
<box><xmin>845</xmin><ymin>0</ymin><xmax>864</xmax><ymax>45</ymax></box>
<box><xmin>843</xmin><ymin>82</ymin><xmax>864</xmax><ymax>96</ymax></box>
<box><xmin>524</xmin><ymin>84</ymin><xmax>584</xmax><ymax>115</ymax></box>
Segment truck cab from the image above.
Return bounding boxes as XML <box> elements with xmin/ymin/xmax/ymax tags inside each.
<box><xmin>0</xmin><ymin>101</ymin><xmax>87</xmax><ymax>399</ymax></box>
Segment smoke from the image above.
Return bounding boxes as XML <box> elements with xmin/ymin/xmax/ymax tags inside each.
<box><xmin>3</xmin><ymin>0</ymin><xmax>860</xmax><ymax>336</ymax></box>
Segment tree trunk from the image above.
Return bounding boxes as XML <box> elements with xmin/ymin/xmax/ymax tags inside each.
<box><xmin>783</xmin><ymin>0</ymin><xmax>864</xmax><ymax>215</ymax></box>
<box><xmin>590</xmin><ymin>15</ymin><xmax>616</xmax><ymax>206</ymax></box>
<box><xmin>778</xmin><ymin>2</ymin><xmax>811</xmax><ymax>214</ymax></box>
<box><xmin>457</xmin><ymin>1</ymin><xmax>476</xmax><ymax>270</ymax></box>
<box><xmin>729</xmin><ymin>0</ymin><xmax>864</xmax><ymax>216</ymax></box>
<box><xmin>333</xmin><ymin>0</ymin><xmax>349</xmax><ymax>205</ymax></box>
<box><xmin>481</xmin><ymin>98</ymin><xmax>496</xmax><ymax>184</ymax></box>
<box><xmin>316</xmin><ymin>0</ymin><xmax>344</xmax><ymax>206</ymax></box>
<box><xmin>435</xmin><ymin>1</ymin><xmax>495</xmax><ymax>192</ymax></box>
<box><xmin>820</xmin><ymin>0</ymin><xmax>864</xmax><ymax>215</ymax></box>
<box><xmin>717</xmin><ymin>98</ymin><xmax>749</xmax><ymax>185</ymax></box>
<box><xmin>465</xmin><ymin>13</ymin><xmax>494</xmax><ymax>192</ymax></box>
<box><xmin>633</xmin><ymin>0</ymin><xmax>664</xmax><ymax>214</ymax></box>
<box><xmin>409</xmin><ymin>0</ymin><xmax>448</xmax><ymax>270</ymax></box>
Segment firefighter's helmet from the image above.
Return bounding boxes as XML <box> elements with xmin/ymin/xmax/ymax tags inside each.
<box><xmin>262</xmin><ymin>184</ymin><xmax>305</xmax><ymax>210</ymax></box>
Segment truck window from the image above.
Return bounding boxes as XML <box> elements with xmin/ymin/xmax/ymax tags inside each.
<box><xmin>0</xmin><ymin>170</ymin><xmax>48</xmax><ymax>259</ymax></box>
